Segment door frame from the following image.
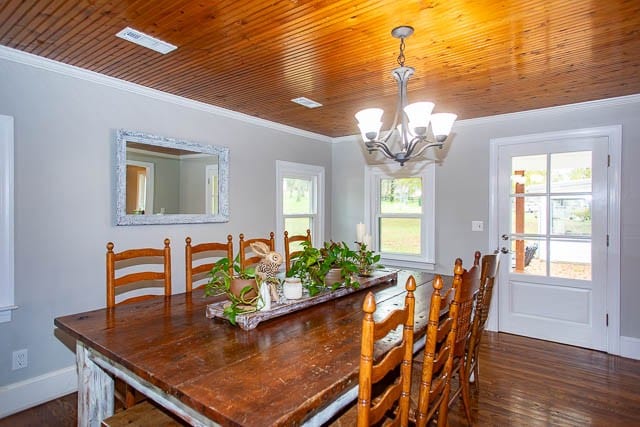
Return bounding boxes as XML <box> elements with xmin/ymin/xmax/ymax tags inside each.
<box><xmin>487</xmin><ymin>125</ymin><xmax>621</xmax><ymax>355</ymax></box>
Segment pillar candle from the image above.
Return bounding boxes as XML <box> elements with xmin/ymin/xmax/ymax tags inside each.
<box><xmin>363</xmin><ymin>234</ymin><xmax>372</xmax><ymax>248</ymax></box>
<box><xmin>356</xmin><ymin>223</ymin><xmax>366</xmax><ymax>243</ymax></box>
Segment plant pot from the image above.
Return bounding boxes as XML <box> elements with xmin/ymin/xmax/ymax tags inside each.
<box><xmin>324</xmin><ymin>268</ymin><xmax>343</xmax><ymax>287</ymax></box>
<box><xmin>229</xmin><ymin>278</ymin><xmax>258</xmax><ymax>300</ymax></box>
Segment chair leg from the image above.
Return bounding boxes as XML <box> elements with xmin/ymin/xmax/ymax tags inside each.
<box><xmin>124</xmin><ymin>384</ymin><xmax>136</xmax><ymax>408</ymax></box>
<box><xmin>473</xmin><ymin>357</ymin><xmax>480</xmax><ymax>389</ymax></box>
<box><xmin>460</xmin><ymin>365</ymin><xmax>473</xmax><ymax>425</ymax></box>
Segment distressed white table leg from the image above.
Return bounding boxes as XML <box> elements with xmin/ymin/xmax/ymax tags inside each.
<box><xmin>76</xmin><ymin>341</ymin><xmax>114</xmax><ymax>427</ymax></box>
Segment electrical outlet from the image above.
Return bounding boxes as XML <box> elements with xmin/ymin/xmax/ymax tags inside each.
<box><xmin>471</xmin><ymin>221</ymin><xmax>484</xmax><ymax>232</ymax></box>
<box><xmin>12</xmin><ymin>349</ymin><xmax>28</xmax><ymax>370</ymax></box>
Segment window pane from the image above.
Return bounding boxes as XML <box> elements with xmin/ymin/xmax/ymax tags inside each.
<box><xmin>380</xmin><ymin>178</ymin><xmax>422</xmax><ymax>214</ymax></box>
<box><xmin>549</xmin><ymin>240</ymin><xmax>591</xmax><ymax>280</ymax></box>
<box><xmin>379</xmin><ymin>218</ymin><xmax>421</xmax><ymax>254</ymax></box>
<box><xmin>511</xmin><ymin>155</ymin><xmax>546</xmax><ymax>194</ymax></box>
<box><xmin>511</xmin><ymin>238</ymin><xmax>546</xmax><ymax>276</ymax></box>
<box><xmin>283</xmin><ymin>178</ymin><xmax>312</xmax><ymax>214</ymax></box>
<box><xmin>550</xmin><ymin>196</ymin><xmax>592</xmax><ymax>236</ymax></box>
<box><xmin>511</xmin><ymin>196</ymin><xmax>546</xmax><ymax>235</ymax></box>
<box><xmin>550</xmin><ymin>151</ymin><xmax>592</xmax><ymax>193</ymax></box>
<box><xmin>285</xmin><ymin>217</ymin><xmax>312</xmax><ymax>253</ymax></box>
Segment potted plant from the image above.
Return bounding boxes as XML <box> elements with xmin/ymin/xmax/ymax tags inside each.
<box><xmin>205</xmin><ymin>256</ymin><xmax>260</xmax><ymax>325</ymax></box>
<box><xmin>287</xmin><ymin>240</ymin><xmax>360</xmax><ymax>296</ymax></box>
<box><xmin>355</xmin><ymin>242</ymin><xmax>382</xmax><ymax>276</ymax></box>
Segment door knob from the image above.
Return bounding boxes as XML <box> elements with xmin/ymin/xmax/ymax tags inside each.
<box><xmin>501</xmin><ymin>234</ymin><xmax>509</xmax><ymax>241</ymax></box>
<box><xmin>500</xmin><ymin>247</ymin><xmax>510</xmax><ymax>254</ymax></box>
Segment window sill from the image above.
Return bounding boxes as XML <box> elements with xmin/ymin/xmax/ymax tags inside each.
<box><xmin>382</xmin><ymin>258</ymin><xmax>435</xmax><ymax>271</ymax></box>
<box><xmin>0</xmin><ymin>305</ymin><xmax>18</xmax><ymax>323</ymax></box>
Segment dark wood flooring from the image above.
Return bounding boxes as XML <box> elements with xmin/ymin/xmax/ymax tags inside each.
<box><xmin>2</xmin><ymin>332</ymin><xmax>639</xmax><ymax>426</ymax></box>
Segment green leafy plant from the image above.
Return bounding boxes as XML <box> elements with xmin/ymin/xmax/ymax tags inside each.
<box><xmin>287</xmin><ymin>240</ymin><xmax>360</xmax><ymax>296</ymax></box>
<box><xmin>205</xmin><ymin>256</ymin><xmax>259</xmax><ymax>325</ymax></box>
<box><xmin>355</xmin><ymin>242</ymin><xmax>383</xmax><ymax>276</ymax></box>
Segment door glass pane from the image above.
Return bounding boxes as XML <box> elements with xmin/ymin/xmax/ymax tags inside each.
<box><xmin>549</xmin><ymin>240</ymin><xmax>591</xmax><ymax>280</ymax></box>
<box><xmin>283</xmin><ymin>178</ymin><xmax>312</xmax><ymax>214</ymax></box>
<box><xmin>379</xmin><ymin>218</ymin><xmax>420</xmax><ymax>254</ymax></box>
<box><xmin>284</xmin><ymin>217</ymin><xmax>312</xmax><ymax>252</ymax></box>
<box><xmin>511</xmin><ymin>196</ymin><xmax>546</xmax><ymax>235</ymax></box>
<box><xmin>551</xmin><ymin>196</ymin><xmax>592</xmax><ymax>236</ymax></box>
<box><xmin>511</xmin><ymin>238</ymin><xmax>546</xmax><ymax>275</ymax></box>
<box><xmin>380</xmin><ymin>178</ymin><xmax>422</xmax><ymax>214</ymax></box>
<box><xmin>550</xmin><ymin>151</ymin><xmax>592</xmax><ymax>193</ymax></box>
<box><xmin>511</xmin><ymin>155</ymin><xmax>546</xmax><ymax>194</ymax></box>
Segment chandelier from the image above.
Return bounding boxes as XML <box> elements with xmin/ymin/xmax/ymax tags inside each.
<box><xmin>355</xmin><ymin>26</ymin><xmax>457</xmax><ymax>166</ymax></box>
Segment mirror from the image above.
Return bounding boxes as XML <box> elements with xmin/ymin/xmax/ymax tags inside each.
<box><xmin>116</xmin><ymin>129</ymin><xmax>229</xmax><ymax>225</ymax></box>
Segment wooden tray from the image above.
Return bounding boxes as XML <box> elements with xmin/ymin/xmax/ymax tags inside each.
<box><xmin>206</xmin><ymin>268</ymin><xmax>399</xmax><ymax>330</ymax></box>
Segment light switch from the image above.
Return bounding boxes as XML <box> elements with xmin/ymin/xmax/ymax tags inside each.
<box><xmin>471</xmin><ymin>221</ymin><xmax>484</xmax><ymax>232</ymax></box>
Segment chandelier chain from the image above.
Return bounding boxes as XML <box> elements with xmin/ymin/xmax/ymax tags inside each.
<box><xmin>397</xmin><ymin>37</ymin><xmax>406</xmax><ymax>67</ymax></box>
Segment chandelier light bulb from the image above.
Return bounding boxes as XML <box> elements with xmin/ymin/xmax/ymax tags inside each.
<box><xmin>430</xmin><ymin>113</ymin><xmax>458</xmax><ymax>141</ymax></box>
<box><xmin>404</xmin><ymin>101</ymin><xmax>434</xmax><ymax>136</ymax></box>
<box><xmin>355</xmin><ymin>108</ymin><xmax>384</xmax><ymax>141</ymax></box>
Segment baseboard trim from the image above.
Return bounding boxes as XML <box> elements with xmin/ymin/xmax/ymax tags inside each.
<box><xmin>0</xmin><ymin>365</ymin><xmax>77</xmax><ymax>418</ymax></box>
<box><xmin>620</xmin><ymin>336</ymin><xmax>640</xmax><ymax>361</ymax></box>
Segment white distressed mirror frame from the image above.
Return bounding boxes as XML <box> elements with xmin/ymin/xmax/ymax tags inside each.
<box><xmin>116</xmin><ymin>129</ymin><xmax>230</xmax><ymax>225</ymax></box>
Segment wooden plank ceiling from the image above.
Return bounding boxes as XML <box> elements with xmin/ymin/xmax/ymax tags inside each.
<box><xmin>1</xmin><ymin>0</ymin><xmax>639</xmax><ymax>138</ymax></box>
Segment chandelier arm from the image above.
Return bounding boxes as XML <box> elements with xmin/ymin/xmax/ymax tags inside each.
<box><xmin>366</xmin><ymin>140</ymin><xmax>397</xmax><ymax>159</ymax></box>
<box><xmin>410</xmin><ymin>140</ymin><xmax>444</xmax><ymax>158</ymax></box>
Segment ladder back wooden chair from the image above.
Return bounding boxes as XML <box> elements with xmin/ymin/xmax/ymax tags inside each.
<box><xmin>238</xmin><ymin>232</ymin><xmax>275</xmax><ymax>272</ymax></box>
<box><xmin>464</xmin><ymin>252</ymin><xmax>500</xmax><ymax>393</ymax></box>
<box><xmin>410</xmin><ymin>274</ymin><xmax>455</xmax><ymax>427</ymax></box>
<box><xmin>105</xmin><ymin>239</ymin><xmax>172</xmax><ymax>413</ymax></box>
<box><xmin>106</xmin><ymin>238</ymin><xmax>172</xmax><ymax>308</ymax></box>
<box><xmin>446</xmin><ymin>252</ymin><xmax>482</xmax><ymax>424</ymax></box>
<box><xmin>185</xmin><ymin>235</ymin><xmax>233</xmax><ymax>292</ymax></box>
<box><xmin>284</xmin><ymin>229</ymin><xmax>311</xmax><ymax>273</ymax></box>
<box><xmin>332</xmin><ymin>275</ymin><xmax>416</xmax><ymax>426</ymax></box>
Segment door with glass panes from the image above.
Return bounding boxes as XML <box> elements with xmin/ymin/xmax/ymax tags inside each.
<box><xmin>497</xmin><ymin>136</ymin><xmax>608</xmax><ymax>350</ymax></box>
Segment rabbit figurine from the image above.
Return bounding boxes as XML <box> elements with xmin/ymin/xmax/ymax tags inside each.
<box><xmin>249</xmin><ymin>242</ymin><xmax>284</xmax><ymax>281</ymax></box>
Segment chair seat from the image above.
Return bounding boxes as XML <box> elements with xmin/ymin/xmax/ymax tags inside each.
<box><xmin>101</xmin><ymin>401</ymin><xmax>184</xmax><ymax>426</ymax></box>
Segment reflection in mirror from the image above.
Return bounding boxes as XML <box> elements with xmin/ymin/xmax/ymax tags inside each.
<box><xmin>116</xmin><ymin>130</ymin><xmax>229</xmax><ymax>225</ymax></box>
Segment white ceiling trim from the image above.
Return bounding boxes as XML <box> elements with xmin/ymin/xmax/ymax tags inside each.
<box><xmin>333</xmin><ymin>93</ymin><xmax>640</xmax><ymax>142</ymax></box>
<box><xmin>0</xmin><ymin>46</ymin><xmax>332</xmax><ymax>144</ymax></box>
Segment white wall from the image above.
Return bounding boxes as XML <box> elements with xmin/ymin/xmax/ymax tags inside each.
<box><xmin>0</xmin><ymin>54</ymin><xmax>332</xmax><ymax>398</ymax></box>
<box><xmin>332</xmin><ymin>96</ymin><xmax>640</xmax><ymax>341</ymax></box>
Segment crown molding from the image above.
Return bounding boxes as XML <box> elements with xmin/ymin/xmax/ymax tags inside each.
<box><xmin>0</xmin><ymin>46</ymin><xmax>331</xmax><ymax>143</ymax></box>
<box><xmin>332</xmin><ymin>93</ymin><xmax>640</xmax><ymax>142</ymax></box>
<box><xmin>453</xmin><ymin>93</ymin><xmax>640</xmax><ymax>128</ymax></box>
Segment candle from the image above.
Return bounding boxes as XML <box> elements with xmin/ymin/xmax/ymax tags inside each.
<box><xmin>363</xmin><ymin>234</ymin><xmax>372</xmax><ymax>248</ymax></box>
<box><xmin>356</xmin><ymin>223</ymin><xmax>366</xmax><ymax>243</ymax></box>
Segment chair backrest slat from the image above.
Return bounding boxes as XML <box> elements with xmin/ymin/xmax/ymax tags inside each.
<box><xmin>106</xmin><ymin>239</ymin><xmax>171</xmax><ymax>308</ymax></box>
<box><xmin>185</xmin><ymin>235</ymin><xmax>233</xmax><ymax>292</ymax></box>
<box><xmin>284</xmin><ymin>229</ymin><xmax>311</xmax><ymax>273</ymax></box>
<box><xmin>357</xmin><ymin>275</ymin><xmax>416</xmax><ymax>427</ymax></box>
<box><xmin>238</xmin><ymin>232</ymin><xmax>275</xmax><ymax>271</ymax></box>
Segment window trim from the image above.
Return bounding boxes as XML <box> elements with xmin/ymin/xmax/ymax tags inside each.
<box><xmin>275</xmin><ymin>160</ymin><xmax>325</xmax><ymax>254</ymax></box>
<box><xmin>0</xmin><ymin>115</ymin><xmax>15</xmax><ymax>323</ymax></box>
<box><xmin>364</xmin><ymin>163</ymin><xmax>435</xmax><ymax>270</ymax></box>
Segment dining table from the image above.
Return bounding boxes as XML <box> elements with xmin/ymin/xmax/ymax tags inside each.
<box><xmin>54</xmin><ymin>269</ymin><xmax>446</xmax><ymax>427</ymax></box>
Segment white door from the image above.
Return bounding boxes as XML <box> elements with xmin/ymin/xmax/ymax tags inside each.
<box><xmin>497</xmin><ymin>134</ymin><xmax>610</xmax><ymax>350</ymax></box>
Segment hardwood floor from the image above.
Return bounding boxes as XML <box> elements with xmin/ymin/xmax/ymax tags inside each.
<box><xmin>1</xmin><ymin>332</ymin><xmax>639</xmax><ymax>426</ymax></box>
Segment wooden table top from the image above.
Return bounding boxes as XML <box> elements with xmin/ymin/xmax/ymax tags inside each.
<box><xmin>54</xmin><ymin>270</ymin><xmax>442</xmax><ymax>426</ymax></box>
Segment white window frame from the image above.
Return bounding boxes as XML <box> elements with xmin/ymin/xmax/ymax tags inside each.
<box><xmin>365</xmin><ymin>163</ymin><xmax>436</xmax><ymax>270</ymax></box>
<box><xmin>276</xmin><ymin>161</ymin><xmax>325</xmax><ymax>254</ymax></box>
<box><xmin>0</xmin><ymin>115</ymin><xmax>15</xmax><ymax>323</ymax></box>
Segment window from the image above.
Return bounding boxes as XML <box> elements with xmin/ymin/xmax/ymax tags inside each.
<box><xmin>0</xmin><ymin>115</ymin><xmax>15</xmax><ymax>323</ymax></box>
<box><xmin>365</xmin><ymin>163</ymin><xmax>435</xmax><ymax>269</ymax></box>
<box><xmin>276</xmin><ymin>161</ymin><xmax>324</xmax><ymax>253</ymax></box>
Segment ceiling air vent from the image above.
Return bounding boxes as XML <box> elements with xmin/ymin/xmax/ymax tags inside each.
<box><xmin>116</xmin><ymin>27</ymin><xmax>177</xmax><ymax>54</ymax></box>
<box><xmin>291</xmin><ymin>97</ymin><xmax>323</xmax><ymax>109</ymax></box>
